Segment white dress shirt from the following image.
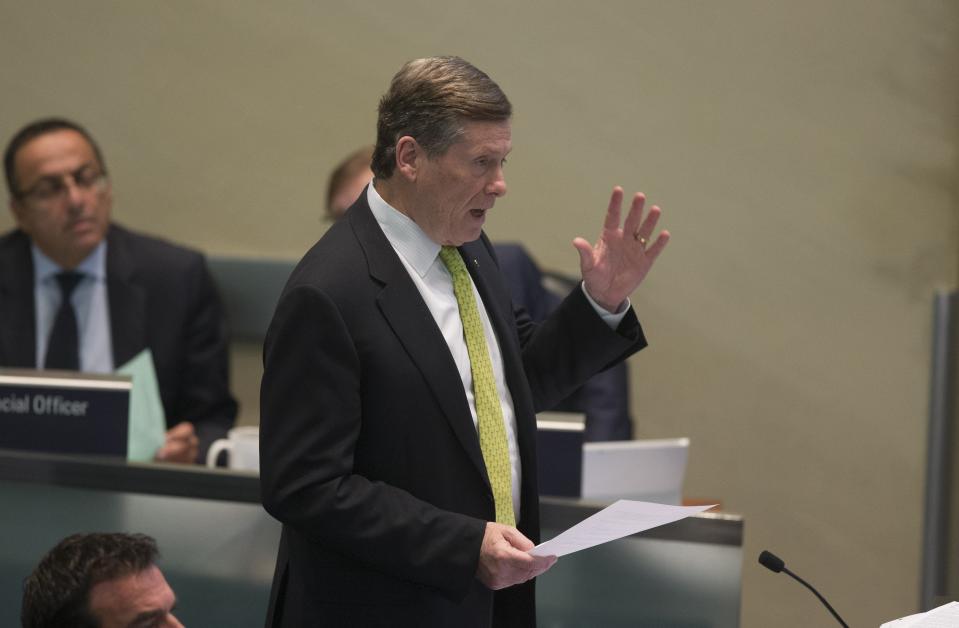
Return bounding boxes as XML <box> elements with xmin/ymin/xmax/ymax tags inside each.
<box><xmin>32</xmin><ymin>241</ymin><xmax>114</xmax><ymax>373</ymax></box>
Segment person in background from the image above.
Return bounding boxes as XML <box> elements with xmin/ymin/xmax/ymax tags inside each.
<box><xmin>260</xmin><ymin>55</ymin><xmax>668</xmax><ymax>626</ymax></box>
<box><xmin>21</xmin><ymin>532</ymin><xmax>182</xmax><ymax>628</ymax></box>
<box><xmin>0</xmin><ymin>118</ymin><xmax>237</xmax><ymax>463</ymax></box>
<box><xmin>326</xmin><ymin>145</ymin><xmax>633</xmax><ymax>441</ymax></box>
<box><xmin>325</xmin><ymin>145</ymin><xmax>375</xmax><ymax>222</ymax></box>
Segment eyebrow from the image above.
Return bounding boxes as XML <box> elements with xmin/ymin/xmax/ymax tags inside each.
<box><xmin>126</xmin><ymin>609</ymin><xmax>165</xmax><ymax>627</ymax></box>
<box><xmin>33</xmin><ymin>163</ymin><xmax>100</xmax><ymax>180</ymax></box>
<box><xmin>125</xmin><ymin>596</ymin><xmax>176</xmax><ymax>628</ymax></box>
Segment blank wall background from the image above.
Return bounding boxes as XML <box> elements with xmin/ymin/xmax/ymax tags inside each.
<box><xmin>1</xmin><ymin>3</ymin><xmax>956</xmax><ymax>626</ymax></box>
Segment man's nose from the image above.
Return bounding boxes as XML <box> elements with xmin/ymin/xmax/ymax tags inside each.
<box><xmin>487</xmin><ymin>167</ymin><xmax>507</xmax><ymax>197</ymax></box>
<box><xmin>64</xmin><ymin>176</ymin><xmax>86</xmax><ymax>208</ymax></box>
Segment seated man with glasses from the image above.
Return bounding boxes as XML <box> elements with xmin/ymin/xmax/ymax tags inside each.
<box><xmin>0</xmin><ymin>118</ymin><xmax>236</xmax><ymax>463</ymax></box>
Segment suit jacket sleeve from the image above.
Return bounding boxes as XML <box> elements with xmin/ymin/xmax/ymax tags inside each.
<box><xmin>510</xmin><ymin>274</ymin><xmax>646</xmax><ymax>414</ymax></box>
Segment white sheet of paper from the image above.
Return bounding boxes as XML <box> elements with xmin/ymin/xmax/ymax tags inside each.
<box><xmin>881</xmin><ymin>601</ymin><xmax>959</xmax><ymax>628</ymax></box>
<box><xmin>529</xmin><ymin>499</ymin><xmax>716</xmax><ymax>557</ymax></box>
<box><xmin>116</xmin><ymin>349</ymin><xmax>166</xmax><ymax>462</ymax></box>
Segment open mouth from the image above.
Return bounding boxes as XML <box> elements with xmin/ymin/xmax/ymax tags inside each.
<box><xmin>469</xmin><ymin>208</ymin><xmax>487</xmax><ymax>218</ymax></box>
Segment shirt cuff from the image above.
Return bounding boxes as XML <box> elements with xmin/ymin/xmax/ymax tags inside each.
<box><xmin>580</xmin><ymin>282</ymin><xmax>630</xmax><ymax>329</ymax></box>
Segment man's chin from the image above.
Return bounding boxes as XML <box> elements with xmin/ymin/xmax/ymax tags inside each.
<box><xmin>59</xmin><ymin>231</ymin><xmax>106</xmax><ymax>265</ymax></box>
<box><xmin>453</xmin><ymin>229</ymin><xmax>485</xmax><ymax>246</ymax></box>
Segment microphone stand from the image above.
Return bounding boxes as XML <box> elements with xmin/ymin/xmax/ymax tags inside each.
<box><xmin>759</xmin><ymin>550</ymin><xmax>849</xmax><ymax>628</ymax></box>
<box><xmin>780</xmin><ymin>565</ymin><xmax>849</xmax><ymax>628</ymax></box>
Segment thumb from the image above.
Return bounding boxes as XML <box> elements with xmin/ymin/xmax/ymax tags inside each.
<box><xmin>501</xmin><ymin>527</ymin><xmax>535</xmax><ymax>551</ymax></box>
<box><xmin>572</xmin><ymin>237</ymin><xmax>594</xmax><ymax>273</ymax></box>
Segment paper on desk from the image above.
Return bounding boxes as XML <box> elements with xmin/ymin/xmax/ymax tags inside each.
<box><xmin>529</xmin><ymin>499</ymin><xmax>716</xmax><ymax>557</ymax></box>
<box><xmin>116</xmin><ymin>349</ymin><xmax>166</xmax><ymax>462</ymax></box>
<box><xmin>880</xmin><ymin>601</ymin><xmax>959</xmax><ymax>627</ymax></box>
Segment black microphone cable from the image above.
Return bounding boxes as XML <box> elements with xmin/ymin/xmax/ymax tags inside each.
<box><xmin>758</xmin><ymin>550</ymin><xmax>849</xmax><ymax>628</ymax></box>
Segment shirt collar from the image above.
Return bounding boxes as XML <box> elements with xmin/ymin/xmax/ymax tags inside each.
<box><xmin>31</xmin><ymin>240</ymin><xmax>108</xmax><ymax>283</ymax></box>
<box><xmin>367</xmin><ymin>181</ymin><xmax>442</xmax><ymax>277</ymax></box>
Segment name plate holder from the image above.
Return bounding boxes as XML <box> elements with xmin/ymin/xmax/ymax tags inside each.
<box><xmin>0</xmin><ymin>369</ymin><xmax>132</xmax><ymax>457</ymax></box>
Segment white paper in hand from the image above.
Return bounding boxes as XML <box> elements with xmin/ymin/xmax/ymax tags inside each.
<box><xmin>529</xmin><ymin>499</ymin><xmax>715</xmax><ymax>557</ymax></box>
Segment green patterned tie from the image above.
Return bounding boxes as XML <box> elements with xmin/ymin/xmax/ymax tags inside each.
<box><xmin>439</xmin><ymin>246</ymin><xmax>515</xmax><ymax>527</ymax></box>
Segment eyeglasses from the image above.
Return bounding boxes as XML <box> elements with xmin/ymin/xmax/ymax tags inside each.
<box><xmin>19</xmin><ymin>166</ymin><xmax>107</xmax><ymax>202</ymax></box>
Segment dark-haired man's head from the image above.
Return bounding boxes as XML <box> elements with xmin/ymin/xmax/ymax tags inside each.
<box><xmin>4</xmin><ymin>118</ymin><xmax>113</xmax><ymax>270</ymax></box>
<box><xmin>21</xmin><ymin>532</ymin><xmax>181</xmax><ymax>628</ymax></box>
<box><xmin>371</xmin><ymin>56</ymin><xmax>513</xmax><ymax>246</ymax></box>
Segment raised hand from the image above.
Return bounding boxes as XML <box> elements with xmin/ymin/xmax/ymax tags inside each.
<box><xmin>573</xmin><ymin>187</ymin><xmax>670</xmax><ymax>312</ymax></box>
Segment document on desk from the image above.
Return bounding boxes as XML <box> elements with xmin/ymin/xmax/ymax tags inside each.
<box><xmin>880</xmin><ymin>601</ymin><xmax>959</xmax><ymax>627</ymax></box>
<box><xmin>529</xmin><ymin>499</ymin><xmax>716</xmax><ymax>557</ymax></box>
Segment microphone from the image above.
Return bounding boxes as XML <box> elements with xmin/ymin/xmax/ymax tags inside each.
<box><xmin>758</xmin><ymin>550</ymin><xmax>849</xmax><ymax>628</ymax></box>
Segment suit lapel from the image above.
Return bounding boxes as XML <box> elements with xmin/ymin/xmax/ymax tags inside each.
<box><xmin>104</xmin><ymin>226</ymin><xmax>148</xmax><ymax>368</ymax></box>
<box><xmin>0</xmin><ymin>231</ymin><xmax>38</xmax><ymax>367</ymax></box>
<box><xmin>349</xmin><ymin>200</ymin><xmax>489</xmax><ymax>483</ymax></box>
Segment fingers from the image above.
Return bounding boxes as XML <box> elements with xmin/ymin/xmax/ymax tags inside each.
<box><xmin>603</xmin><ymin>186</ymin><xmax>624</xmax><ymax>232</ymax></box>
<box><xmin>501</xmin><ymin>525</ymin><xmax>535</xmax><ymax>551</ymax></box>
<box><xmin>155</xmin><ymin>422</ymin><xmax>199</xmax><ymax>463</ymax></box>
<box><xmin>571</xmin><ymin>237</ymin><xmax>594</xmax><ymax>273</ymax></box>
<box><xmin>604</xmin><ymin>188</ymin><xmax>662</xmax><ymax>248</ymax></box>
<box><xmin>632</xmin><ymin>204</ymin><xmax>661</xmax><ymax>246</ymax></box>
<box><xmin>528</xmin><ymin>554</ymin><xmax>558</xmax><ymax>579</ymax></box>
<box><xmin>156</xmin><ymin>440</ymin><xmax>198</xmax><ymax>463</ymax></box>
<box><xmin>645</xmin><ymin>229</ymin><xmax>671</xmax><ymax>262</ymax></box>
<box><xmin>167</xmin><ymin>421</ymin><xmax>196</xmax><ymax>439</ymax></box>
<box><xmin>621</xmin><ymin>192</ymin><xmax>646</xmax><ymax>239</ymax></box>
<box><xmin>477</xmin><ymin>523</ymin><xmax>555</xmax><ymax>590</ymax></box>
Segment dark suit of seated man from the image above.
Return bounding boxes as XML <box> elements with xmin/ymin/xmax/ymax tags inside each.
<box><xmin>0</xmin><ymin>118</ymin><xmax>236</xmax><ymax>463</ymax></box>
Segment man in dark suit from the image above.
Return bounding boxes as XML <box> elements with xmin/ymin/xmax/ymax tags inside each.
<box><xmin>0</xmin><ymin>118</ymin><xmax>236</xmax><ymax>462</ymax></box>
<box><xmin>260</xmin><ymin>56</ymin><xmax>669</xmax><ymax>627</ymax></box>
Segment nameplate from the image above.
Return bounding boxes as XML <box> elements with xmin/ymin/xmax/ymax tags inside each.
<box><xmin>0</xmin><ymin>369</ymin><xmax>132</xmax><ymax>457</ymax></box>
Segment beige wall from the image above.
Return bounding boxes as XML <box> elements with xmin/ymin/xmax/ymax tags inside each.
<box><xmin>2</xmin><ymin>2</ymin><xmax>957</xmax><ymax>626</ymax></box>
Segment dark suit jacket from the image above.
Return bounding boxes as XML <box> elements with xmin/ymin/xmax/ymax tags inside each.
<box><xmin>259</xmin><ymin>195</ymin><xmax>647</xmax><ymax>627</ymax></box>
<box><xmin>0</xmin><ymin>224</ymin><xmax>237</xmax><ymax>458</ymax></box>
<box><xmin>493</xmin><ymin>243</ymin><xmax>633</xmax><ymax>441</ymax></box>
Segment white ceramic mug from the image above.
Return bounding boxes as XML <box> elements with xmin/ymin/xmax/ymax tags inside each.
<box><xmin>206</xmin><ymin>426</ymin><xmax>260</xmax><ymax>471</ymax></box>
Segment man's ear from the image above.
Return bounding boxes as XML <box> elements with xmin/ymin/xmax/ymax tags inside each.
<box><xmin>8</xmin><ymin>198</ymin><xmax>28</xmax><ymax>231</ymax></box>
<box><xmin>394</xmin><ymin>136</ymin><xmax>421</xmax><ymax>182</ymax></box>
<box><xmin>102</xmin><ymin>179</ymin><xmax>114</xmax><ymax>213</ymax></box>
